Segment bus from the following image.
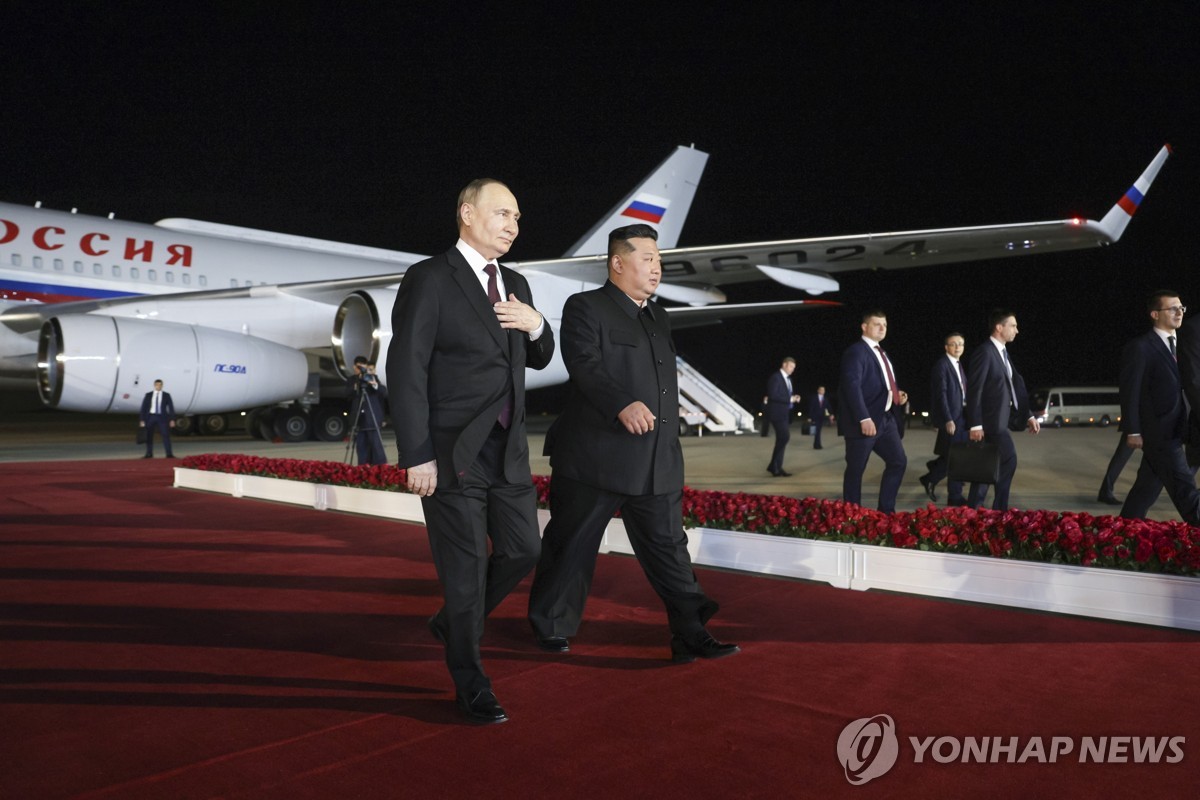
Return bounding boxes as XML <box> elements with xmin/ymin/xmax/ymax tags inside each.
<box><xmin>1031</xmin><ymin>386</ymin><xmax>1121</xmax><ymax>428</ymax></box>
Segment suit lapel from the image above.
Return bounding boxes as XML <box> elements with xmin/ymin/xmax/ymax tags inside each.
<box><xmin>446</xmin><ymin>248</ymin><xmax>508</xmax><ymax>354</ymax></box>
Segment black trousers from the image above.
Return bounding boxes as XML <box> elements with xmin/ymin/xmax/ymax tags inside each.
<box><xmin>767</xmin><ymin>415</ymin><xmax>790</xmax><ymax>473</ymax></box>
<box><xmin>1120</xmin><ymin>437</ymin><xmax>1200</xmax><ymax>525</ymax></box>
<box><xmin>527</xmin><ymin>475</ymin><xmax>718</xmax><ymax>641</ymax></box>
<box><xmin>1099</xmin><ymin>435</ymin><xmax>1135</xmax><ymax>498</ymax></box>
<box><xmin>421</xmin><ymin>427</ymin><xmax>541</xmax><ymax>695</ymax></box>
<box><xmin>144</xmin><ymin>414</ymin><xmax>173</xmax><ymax>456</ymax></box>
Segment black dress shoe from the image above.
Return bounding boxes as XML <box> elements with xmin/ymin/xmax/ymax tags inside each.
<box><xmin>142</xmin><ymin>454</ymin><xmax>153</xmax><ymax>459</ymax></box>
<box><xmin>1097</xmin><ymin>491</ymin><xmax>1121</xmax><ymax>505</ymax></box>
<box><xmin>428</xmin><ymin>614</ymin><xmax>447</xmax><ymax>644</ymax></box>
<box><xmin>919</xmin><ymin>475</ymin><xmax>937</xmax><ymax>502</ymax></box>
<box><xmin>670</xmin><ymin>633</ymin><xmax>741</xmax><ymax>664</ymax></box>
<box><xmin>776</xmin><ymin>470</ymin><xmax>793</xmax><ymax>477</ymax></box>
<box><xmin>536</xmin><ymin>635</ymin><xmax>570</xmax><ymax>653</ymax></box>
<box><xmin>456</xmin><ymin>689</ymin><xmax>508</xmax><ymax>724</ymax></box>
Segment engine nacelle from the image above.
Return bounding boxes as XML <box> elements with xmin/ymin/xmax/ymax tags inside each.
<box><xmin>38</xmin><ymin>315</ymin><xmax>309</xmax><ymax>413</ymax></box>
<box><xmin>332</xmin><ymin>289</ymin><xmax>396</xmax><ymax>381</ymax></box>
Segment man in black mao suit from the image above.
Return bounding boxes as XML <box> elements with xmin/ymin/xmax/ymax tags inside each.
<box><xmin>527</xmin><ymin>224</ymin><xmax>738</xmax><ymax>664</ymax></box>
<box><xmin>138</xmin><ymin>379</ymin><xmax>175</xmax><ymax>458</ymax></box>
<box><xmin>764</xmin><ymin>357</ymin><xmax>800</xmax><ymax>476</ymax></box>
<box><xmin>965</xmin><ymin>310</ymin><xmax>1040</xmax><ymax>510</ymax></box>
<box><xmin>1117</xmin><ymin>291</ymin><xmax>1200</xmax><ymax>525</ymax></box>
<box><xmin>837</xmin><ymin>310</ymin><xmax>908</xmax><ymax>512</ymax></box>
<box><xmin>919</xmin><ymin>332</ymin><xmax>968</xmax><ymax>505</ymax></box>
<box><xmin>387</xmin><ymin>179</ymin><xmax>555</xmax><ymax>725</ymax></box>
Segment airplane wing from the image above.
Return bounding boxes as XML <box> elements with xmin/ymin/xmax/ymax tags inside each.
<box><xmin>0</xmin><ymin>272</ymin><xmax>409</xmax><ymax>334</ymax></box>
<box><xmin>663</xmin><ymin>299</ymin><xmax>842</xmax><ymax>330</ymax></box>
<box><xmin>509</xmin><ymin>144</ymin><xmax>1172</xmax><ymax>298</ymax></box>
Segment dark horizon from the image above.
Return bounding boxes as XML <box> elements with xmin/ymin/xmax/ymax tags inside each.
<box><xmin>2</xmin><ymin>4</ymin><xmax>1195</xmax><ymax>417</ymax></box>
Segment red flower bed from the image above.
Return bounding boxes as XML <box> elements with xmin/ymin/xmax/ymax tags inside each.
<box><xmin>182</xmin><ymin>454</ymin><xmax>1200</xmax><ymax>577</ymax></box>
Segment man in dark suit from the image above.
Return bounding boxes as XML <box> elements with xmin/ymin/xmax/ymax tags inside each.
<box><xmin>965</xmin><ymin>310</ymin><xmax>1040</xmax><ymax>510</ymax></box>
<box><xmin>1176</xmin><ymin>315</ymin><xmax>1200</xmax><ymax>467</ymax></box>
<box><xmin>527</xmin><ymin>224</ymin><xmax>738</xmax><ymax>665</ymax></box>
<box><xmin>837</xmin><ymin>310</ymin><xmax>908</xmax><ymax>512</ymax></box>
<box><xmin>919</xmin><ymin>332</ymin><xmax>968</xmax><ymax>505</ymax></box>
<box><xmin>1117</xmin><ymin>291</ymin><xmax>1200</xmax><ymax>525</ymax></box>
<box><xmin>347</xmin><ymin>355</ymin><xmax>387</xmax><ymax>465</ymax></box>
<box><xmin>807</xmin><ymin>385</ymin><xmax>830</xmax><ymax>449</ymax></box>
<box><xmin>764</xmin><ymin>357</ymin><xmax>800</xmax><ymax>476</ymax></box>
<box><xmin>138</xmin><ymin>379</ymin><xmax>176</xmax><ymax>458</ymax></box>
<box><xmin>387</xmin><ymin>178</ymin><xmax>555</xmax><ymax>725</ymax></box>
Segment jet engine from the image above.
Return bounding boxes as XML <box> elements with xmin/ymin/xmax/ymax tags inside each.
<box><xmin>37</xmin><ymin>315</ymin><xmax>309</xmax><ymax>413</ymax></box>
<box><xmin>332</xmin><ymin>289</ymin><xmax>395</xmax><ymax>380</ymax></box>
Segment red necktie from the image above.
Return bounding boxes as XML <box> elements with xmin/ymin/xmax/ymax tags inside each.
<box><xmin>875</xmin><ymin>346</ymin><xmax>901</xmax><ymax>407</ymax></box>
<box><xmin>484</xmin><ymin>264</ymin><xmax>513</xmax><ymax>429</ymax></box>
<box><xmin>484</xmin><ymin>263</ymin><xmax>501</xmax><ymax>305</ymax></box>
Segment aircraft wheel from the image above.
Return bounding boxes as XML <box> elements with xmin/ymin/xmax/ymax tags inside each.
<box><xmin>199</xmin><ymin>414</ymin><xmax>228</xmax><ymax>436</ymax></box>
<box><xmin>173</xmin><ymin>415</ymin><xmax>195</xmax><ymax>436</ymax></box>
<box><xmin>273</xmin><ymin>409</ymin><xmax>311</xmax><ymax>442</ymax></box>
<box><xmin>255</xmin><ymin>408</ymin><xmax>278</xmax><ymax>441</ymax></box>
<box><xmin>313</xmin><ymin>407</ymin><xmax>348</xmax><ymax>442</ymax></box>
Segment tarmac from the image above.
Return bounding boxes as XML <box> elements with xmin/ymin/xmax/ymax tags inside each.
<box><xmin>0</xmin><ymin>406</ymin><xmax>1181</xmax><ymax>521</ymax></box>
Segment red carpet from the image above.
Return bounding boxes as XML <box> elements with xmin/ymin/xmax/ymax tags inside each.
<box><xmin>2</xmin><ymin>459</ymin><xmax>1199</xmax><ymax>799</ymax></box>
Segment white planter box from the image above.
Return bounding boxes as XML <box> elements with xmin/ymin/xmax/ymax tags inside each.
<box><xmin>173</xmin><ymin>468</ymin><xmax>1200</xmax><ymax>631</ymax></box>
<box><xmin>851</xmin><ymin>545</ymin><xmax>1200</xmax><ymax>631</ymax></box>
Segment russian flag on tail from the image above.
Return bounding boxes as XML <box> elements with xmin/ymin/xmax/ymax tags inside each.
<box><xmin>621</xmin><ymin>192</ymin><xmax>670</xmax><ymax>224</ymax></box>
<box><xmin>1116</xmin><ymin>185</ymin><xmax>1144</xmax><ymax>217</ymax></box>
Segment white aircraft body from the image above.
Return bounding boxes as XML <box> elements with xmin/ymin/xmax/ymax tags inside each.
<box><xmin>0</xmin><ymin>144</ymin><xmax>1171</xmax><ymax>439</ymax></box>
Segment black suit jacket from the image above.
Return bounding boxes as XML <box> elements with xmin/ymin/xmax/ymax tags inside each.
<box><xmin>965</xmin><ymin>341</ymin><xmax>1031</xmax><ymax>435</ymax></box>
<box><xmin>1176</xmin><ymin>320</ymin><xmax>1200</xmax><ymax>449</ymax></box>
<box><xmin>764</xmin><ymin>370</ymin><xmax>794</xmax><ymax>424</ymax></box>
<box><xmin>1120</xmin><ymin>329</ymin><xmax>1186</xmax><ymax>445</ymax></box>
<box><xmin>930</xmin><ymin>356</ymin><xmax>966</xmax><ymax>455</ymax></box>
<box><xmin>544</xmin><ymin>281</ymin><xmax>683</xmax><ymax>496</ymax></box>
<box><xmin>386</xmin><ymin>246</ymin><xmax>555</xmax><ymax>487</ymax></box>
<box><xmin>837</xmin><ymin>339</ymin><xmax>903</xmax><ymax>438</ymax></box>
<box><xmin>139</xmin><ymin>391</ymin><xmax>175</xmax><ymax>420</ymax></box>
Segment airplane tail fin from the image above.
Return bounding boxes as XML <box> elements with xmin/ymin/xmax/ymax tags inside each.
<box><xmin>1096</xmin><ymin>144</ymin><xmax>1172</xmax><ymax>242</ymax></box>
<box><xmin>565</xmin><ymin>145</ymin><xmax>709</xmax><ymax>257</ymax></box>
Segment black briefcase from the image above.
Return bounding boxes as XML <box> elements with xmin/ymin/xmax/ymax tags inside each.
<box><xmin>947</xmin><ymin>441</ymin><xmax>1000</xmax><ymax>484</ymax></box>
<box><xmin>136</xmin><ymin>426</ymin><xmax>147</xmax><ymax>445</ymax></box>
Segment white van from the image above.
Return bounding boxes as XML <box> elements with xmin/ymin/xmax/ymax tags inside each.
<box><xmin>1032</xmin><ymin>386</ymin><xmax>1121</xmax><ymax>428</ymax></box>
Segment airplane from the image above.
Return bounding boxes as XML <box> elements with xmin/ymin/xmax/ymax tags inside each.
<box><xmin>0</xmin><ymin>143</ymin><xmax>1171</xmax><ymax>441</ymax></box>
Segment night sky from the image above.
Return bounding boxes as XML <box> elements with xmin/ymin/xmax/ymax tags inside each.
<box><xmin>3</xmin><ymin>3</ymin><xmax>1195</xmax><ymax>413</ymax></box>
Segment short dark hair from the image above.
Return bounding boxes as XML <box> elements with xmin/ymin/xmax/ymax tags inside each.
<box><xmin>607</xmin><ymin>224</ymin><xmax>658</xmax><ymax>259</ymax></box>
<box><xmin>861</xmin><ymin>309</ymin><xmax>886</xmax><ymax>323</ymax></box>
<box><xmin>456</xmin><ymin>179</ymin><xmax>509</xmax><ymax>226</ymax></box>
<box><xmin>988</xmin><ymin>309</ymin><xmax>1015</xmax><ymax>332</ymax></box>
<box><xmin>353</xmin><ymin>355</ymin><xmax>368</xmax><ymax>365</ymax></box>
<box><xmin>1146</xmin><ymin>290</ymin><xmax>1181</xmax><ymax>314</ymax></box>
<box><xmin>781</xmin><ymin>356</ymin><xmax>796</xmax><ymax>366</ymax></box>
<box><xmin>944</xmin><ymin>331</ymin><xmax>963</xmax><ymax>344</ymax></box>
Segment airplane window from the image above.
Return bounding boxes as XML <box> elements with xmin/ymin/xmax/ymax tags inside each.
<box><xmin>199</xmin><ymin>275</ymin><xmax>207</xmax><ymax>287</ymax></box>
<box><xmin>245</xmin><ymin>280</ymin><xmax>252</xmax><ymax>287</ymax></box>
<box><xmin>182</xmin><ymin>274</ymin><xmax>191</xmax><ymax>285</ymax></box>
<box><xmin>53</xmin><ymin>259</ymin><xmax>64</xmax><ymax>271</ymax></box>
<box><xmin>112</xmin><ymin>265</ymin><xmax>121</xmax><ymax>277</ymax></box>
<box><xmin>74</xmin><ymin>261</ymin><xmax>84</xmax><ymax>273</ymax></box>
<box><xmin>93</xmin><ymin>263</ymin><xmax>102</xmax><ymax>275</ymax></box>
<box><xmin>10</xmin><ymin>254</ymin><xmax>20</xmax><ymax>267</ymax></box>
<box><xmin>165</xmin><ymin>271</ymin><xmax>174</xmax><ymax>283</ymax></box>
<box><xmin>33</xmin><ymin>256</ymin><xmax>43</xmax><ymax>269</ymax></box>
<box><xmin>130</xmin><ymin>267</ymin><xmax>140</xmax><ymax>280</ymax></box>
<box><xmin>230</xmin><ymin>279</ymin><xmax>238</xmax><ymax>288</ymax></box>
<box><xmin>148</xmin><ymin>269</ymin><xmax>157</xmax><ymax>281</ymax></box>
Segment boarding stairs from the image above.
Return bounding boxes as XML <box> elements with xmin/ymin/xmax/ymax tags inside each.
<box><xmin>676</xmin><ymin>356</ymin><xmax>756</xmax><ymax>436</ymax></box>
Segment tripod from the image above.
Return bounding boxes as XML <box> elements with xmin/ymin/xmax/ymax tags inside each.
<box><xmin>344</xmin><ymin>370</ymin><xmax>387</xmax><ymax>465</ymax></box>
